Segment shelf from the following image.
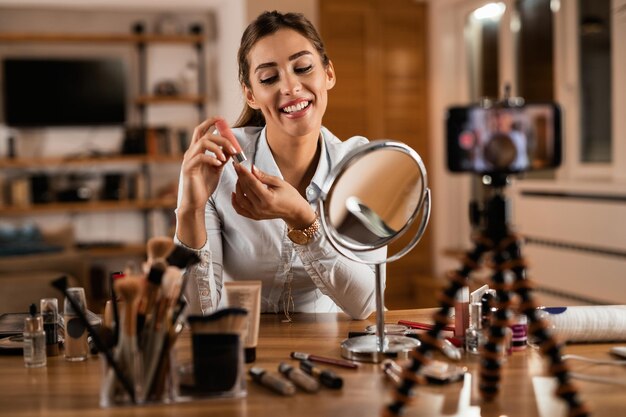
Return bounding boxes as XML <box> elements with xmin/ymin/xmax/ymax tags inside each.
<box><xmin>0</xmin><ymin>154</ymin><xmax>182</xmax><ymax>169</ymax></box>
<box><xmin>0</xmin><ymin>32</ymin><xmax>204</xmax><ymax>44</ymax></box>
<box><xmin>0</xmin><ymin>198</ymin><xmax>177</xmax><ymax>216</ymax></box>
<box><xmin>77</xmin><ymin>243</ymin><xmax>146</xmax><ymax>258</ymax></box>
<box><xmin>135</xmin><ymin>95</ymin><xmax>205</xmax><ymax>105</ymax></box>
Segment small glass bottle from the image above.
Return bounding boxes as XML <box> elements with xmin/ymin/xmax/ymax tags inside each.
<box><xmin>24</xmin><ymin>305</ymin><xmax>47</xmax><ymax>368</ymax></box>
<box><xmin>465</xmin><ymin>302</ymin><xmax>486</xmax><ymax>355</ymax></box>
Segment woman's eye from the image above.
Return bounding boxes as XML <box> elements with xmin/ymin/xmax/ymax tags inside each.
<box><xmin>295</xmin><ymin>65</ymin><xmax>313</xmax><ymax>74</ymax></box>
<box><xmin>259</xmin><ymin>76</ymin><xmax>278</xmax><ymax>85</ymax></box>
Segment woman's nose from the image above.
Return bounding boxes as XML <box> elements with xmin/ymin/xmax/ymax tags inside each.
<box><xmin>280</xmin><ymin>72</ymin><xmax>302</xmax><ymax>95</ymax></box>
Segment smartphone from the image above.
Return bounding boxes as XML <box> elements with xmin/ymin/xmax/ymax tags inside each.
<box><xmin>446</xmin><ymin>103</ymin><xmax>562</xmax><ymax>174</ymax></box>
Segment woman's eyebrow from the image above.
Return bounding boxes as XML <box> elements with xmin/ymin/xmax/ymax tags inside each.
<box><xmin>254</xmin><ymin>50</ymin><xmax>313</xmax><ymax>73</ymax></box>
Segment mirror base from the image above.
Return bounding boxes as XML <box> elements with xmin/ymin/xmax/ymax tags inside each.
<box><xmin>340</xmin><ymin>335</ymin><xmax>420</xmax><ymax>363</ymax></box>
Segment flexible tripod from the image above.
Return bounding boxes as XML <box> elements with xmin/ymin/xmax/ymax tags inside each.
<box><xmin>384</xmin><ymin>174</ymin><xmax>589</xmax><ymax>417</ymax></box>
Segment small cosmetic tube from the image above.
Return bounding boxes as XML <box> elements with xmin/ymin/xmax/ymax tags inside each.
<box><xmin>454</xmin><ymin>286</ymin><xmax>470</xmax><ymax>340</ymax></box>
<box><xmin>224</xmin><ymin>281</ymin><xmax>261</xmax><ymax>363</ymax></box>
<box><xmin>249</xmin><ymin>367</ymin><xmax>296</xmax><ymax>396</ymax></box>
<box><xmin>299</xmin><ymin>360</ymin><xmax>343</xmax><ymax>389</ymax></box>
<box><xmin>64</xmin><ymin>287</ymin><xmax>89</xmax><ymax>362</ymax></box>
<box><xmin>278</xmin><ymin>362</ymin><xmax>320</xmax><ymax>392</ymax></box>
<box><xmin>40</xmin><ymin>298</ymin><xmax>59</xmax><ymax>356</ymax></box>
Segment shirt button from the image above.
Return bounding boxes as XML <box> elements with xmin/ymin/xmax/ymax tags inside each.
<box><xmin>307</xmin><ymin>188</ymin><xmax>314</xmax><ymax>196</ymax></box>
<box><xmin>201</xmin><ymin>290</ymin><xmax>209</xmax><ymax>297</ymax></box>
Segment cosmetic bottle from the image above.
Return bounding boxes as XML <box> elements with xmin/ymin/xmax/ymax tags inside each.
<box><xmin>24</xmin><ymin>304</ymin><xmax>47</xmax><ymax>368</ymax></box>
<box><xmin>64</xmin><ymin>287</ymin><xmax>89</xmax><ymax>361</ymax></box>
<box><xmin>40</xmin><ymin>298</ymin><xmax>59</xmax><ymax>356</ymax></box>
<box><xmin>465</xmin><ymin>302</ymin><xmax>486</xmax><ymax>355</ymax></box>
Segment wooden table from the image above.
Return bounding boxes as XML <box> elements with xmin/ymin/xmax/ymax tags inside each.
<box><xmin>0</xmin><ymin>309</ymin><xmax>624</xmax><ymax>417</ymax></box>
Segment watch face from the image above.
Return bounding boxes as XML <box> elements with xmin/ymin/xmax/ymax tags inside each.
<box><xmin>288</xmin><ymin>230</ymin><xmax>309</xmax><ymax>245</ymax></box>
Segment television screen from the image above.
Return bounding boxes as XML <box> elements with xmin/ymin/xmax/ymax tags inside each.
<box><xmin>2</xmin><ymin>58</ymin><xmax>127</xmax><ymax>127</ymax></box>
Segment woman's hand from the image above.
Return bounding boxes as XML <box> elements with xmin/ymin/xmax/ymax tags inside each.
<box><xmin>231</xmin><ymin>164</ymin><xmax>316</xmax><ymax>229</ymax></box>
<box><xmin>179</xmin><ymin>116</ymin><xmax>240</xmax><ymax>211</ymax></box>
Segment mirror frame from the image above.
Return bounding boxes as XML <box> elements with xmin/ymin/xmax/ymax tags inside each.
<box><xmin>318</xmin><ymin>140</ymin><xmax>431</xmax><ymax>264</ymax></box>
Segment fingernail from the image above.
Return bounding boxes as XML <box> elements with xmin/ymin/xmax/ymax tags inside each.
<box><xmin>230</xmin><ymin>146</ymin><xmax>238</xmax><ymax>154</ymax></box>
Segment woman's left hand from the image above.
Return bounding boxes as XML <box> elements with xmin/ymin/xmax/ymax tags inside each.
<box><xmin>231</xmin><ymin>163</ymin><xmax>316</xmax><ymax>229</ymax></box>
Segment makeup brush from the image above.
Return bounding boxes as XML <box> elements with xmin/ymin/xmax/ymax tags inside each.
<box><xmin>146</xmin><ymin>236</ymin><xmax>176</xmax><ymax>263</ymax></box>
<box><xmin>114</xmin><ymin>274</ymin><xmax>143</xmax><ymax>393</ymax></box>
<box><xmin>137</xmin><ymin>261</ymin><xmax>166</xmax><ymax>343</ymax></box>
<box><xmin>166</xmin><ymin>245</ymin><xmax>201</xmax><ymax>269</ymax></box>
<box><xmin>51</xmin><ymin>275</ymin><xmax>136</xmax><ymax>403</ymax></box>
<box><xmin>110</xmin><ymin>271</ymin><xmax>124</xmax><ymax>346</ymax></box>
<box><xmin>187</xmin><ymin>307</ymin><xmax>249</xmax><ymax>334</ymax></box>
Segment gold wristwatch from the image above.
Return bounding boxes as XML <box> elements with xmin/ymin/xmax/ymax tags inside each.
<box><xmin>287</xmin><ymin>216</ymin><xmax>320</xmax><ymax>245</ymax></box>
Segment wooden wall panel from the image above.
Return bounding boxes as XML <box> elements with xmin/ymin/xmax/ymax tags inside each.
<box><xmin>320</xmin><ymin>0</ymin><xmax>432</xmax><ymax>308</ymax></box>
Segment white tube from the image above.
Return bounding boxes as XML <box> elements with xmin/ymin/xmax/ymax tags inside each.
<box><xmin>224</xmin><ymin>281</ymin><xmax>262</xmax><ymax>363</ymax></box>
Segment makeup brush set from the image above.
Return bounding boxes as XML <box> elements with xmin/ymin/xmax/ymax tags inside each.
<box><xmin>51</xmin><ymin>238</ymin><xmax>201</xmax><ymax>406</ymax></box>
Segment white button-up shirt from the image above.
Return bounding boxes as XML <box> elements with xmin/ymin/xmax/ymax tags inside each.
<box><xmin>175</xmin><ymin>126</ymin><xmax>383</xmax><ymax>320</ymax></box>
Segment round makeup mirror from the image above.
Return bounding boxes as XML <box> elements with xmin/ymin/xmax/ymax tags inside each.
<box><xmin>319</xmin><ymin>140</ymin><xmax>431</xmax><ymax>362</ymax></box>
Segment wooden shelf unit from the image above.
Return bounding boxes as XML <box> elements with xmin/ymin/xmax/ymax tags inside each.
<box><xmin>0</xmin><ymin>198</ymin><xmax>177</xmax><ymax>216</ymax></box>
<box><xmin>0</xmin><ymin>28</ymin><xmax>202</xmax><ymax>247</ymax></box>
<box><xmin>0</xmin><ymin>32</ymin><xmax>204</xmax><ymax>44</ymax></box>
<box><xmin>0</xmin><ymin>154</ymin><xmax>182</xmax><ymax>169</ymax></box>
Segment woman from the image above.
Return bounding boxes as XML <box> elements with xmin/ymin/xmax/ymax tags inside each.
<box><xmin>175</xmin><ymin>11</ymin><xmax>379</xmax><ymax>320</ymax></box>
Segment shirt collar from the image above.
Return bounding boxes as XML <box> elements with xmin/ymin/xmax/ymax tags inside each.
<box><xmin>253</xmin><ymin>127</ymin><xmax>331</xmax><ymax>204</ymax></box>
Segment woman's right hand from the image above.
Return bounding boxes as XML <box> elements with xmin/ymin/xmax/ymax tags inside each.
<box><xmin>179</xmin><ymin>116</ymin><xmax>240</xmax><ymax>211</ymax></box>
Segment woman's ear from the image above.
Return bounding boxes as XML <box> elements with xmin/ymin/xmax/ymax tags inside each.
<box><xmin>244</xmin><ymin>85</ymin><xmax>260</xmax><ymax>109</ymax></box>
<box><xmin>325</xmin><ymin>60</ymin><xmax>336</xmax><ymax>90</ymax></box>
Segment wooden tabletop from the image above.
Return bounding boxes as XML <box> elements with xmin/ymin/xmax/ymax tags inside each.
<box><xmin>0</xmin><ymin>309</ymin><xmax>624</xmax><ymax>417</ymax></box>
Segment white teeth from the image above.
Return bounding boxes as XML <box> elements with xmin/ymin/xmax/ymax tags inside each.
<box><xmin>282</xmin><ymin>101</ymin><xmax>310</xmax><ymax>114</ymax></box>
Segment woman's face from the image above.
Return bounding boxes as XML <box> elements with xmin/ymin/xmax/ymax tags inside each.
<box><xmin>243</xmin><ymin>28</ymin><xmax>335</xmax><ymax>140</ymax></box>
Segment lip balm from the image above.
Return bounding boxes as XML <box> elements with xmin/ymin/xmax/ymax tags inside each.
<box><xmin>215</xmin><ymin>118</ymin><xmax>247</xmax><ymax>163</ymax></box>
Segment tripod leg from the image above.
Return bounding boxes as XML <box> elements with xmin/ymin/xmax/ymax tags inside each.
<box><xmin>505</xmin><ymin>236</ymin><xmax>590</xmax><ymax>417</ymax></box>
<box><xmin>478</xmin><ymin>247</ymin><xmax>514</xmax><ymax>400</ymax></box>
<box><xmin>383</xmin><ymin>237</ymin><xmax>492</xmax><ymax>417</ymax></box>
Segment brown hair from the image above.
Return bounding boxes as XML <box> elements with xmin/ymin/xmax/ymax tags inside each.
<box><xmin>233</xmin><ymin>11</ymin><xmax>331</xmax><ymax>128</ymax></box>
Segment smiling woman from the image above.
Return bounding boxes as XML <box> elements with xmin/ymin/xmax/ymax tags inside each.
<box><xmin>174</xmin><ymin>11</ymin><xmax>382</xmax><ymax>321</ymax></box>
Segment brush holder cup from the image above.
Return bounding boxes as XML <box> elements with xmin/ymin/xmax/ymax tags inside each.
<box><xmin>179</xmin><ymin>309</ymin><xmax>249</xmax><ymax>399</ymax></box>
<box><xmin>99</xmin><ymin>344</ymin><xmax>179</xmax><ymax>407</ymax></box>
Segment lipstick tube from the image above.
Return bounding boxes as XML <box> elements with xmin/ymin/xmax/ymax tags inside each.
<box><xmin>215</xmin><ymin>119</ymin><xmax>246</xmax><ymax>163</ymax></box>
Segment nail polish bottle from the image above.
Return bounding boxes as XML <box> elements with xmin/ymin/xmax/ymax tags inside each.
<box><xmin>24</xmin><ymin>304</ymin><xmax>47</xmax><ymax>368</ymax></box>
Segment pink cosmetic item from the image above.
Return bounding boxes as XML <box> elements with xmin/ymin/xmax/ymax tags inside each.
<box><xmin>215</xmin><ymin>118</ymin><xmax>246</xmax><ymax>163</ymax></box>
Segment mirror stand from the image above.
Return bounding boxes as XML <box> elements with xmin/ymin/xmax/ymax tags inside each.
<box><xmin>340</xmin><ymin>264</ymin><xmax>420</xmax><ymax>363</ymax></box>
<box><xmin>318</xmin><ymin>140</ymin><xmax>431</xmax><ymax>364</ymax></box>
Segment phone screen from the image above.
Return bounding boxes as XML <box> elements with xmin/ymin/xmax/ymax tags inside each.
<box><xmin>446</xmin><ymin>103</ymin><xmax>562</xmax><ymax>174</ymax></box>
